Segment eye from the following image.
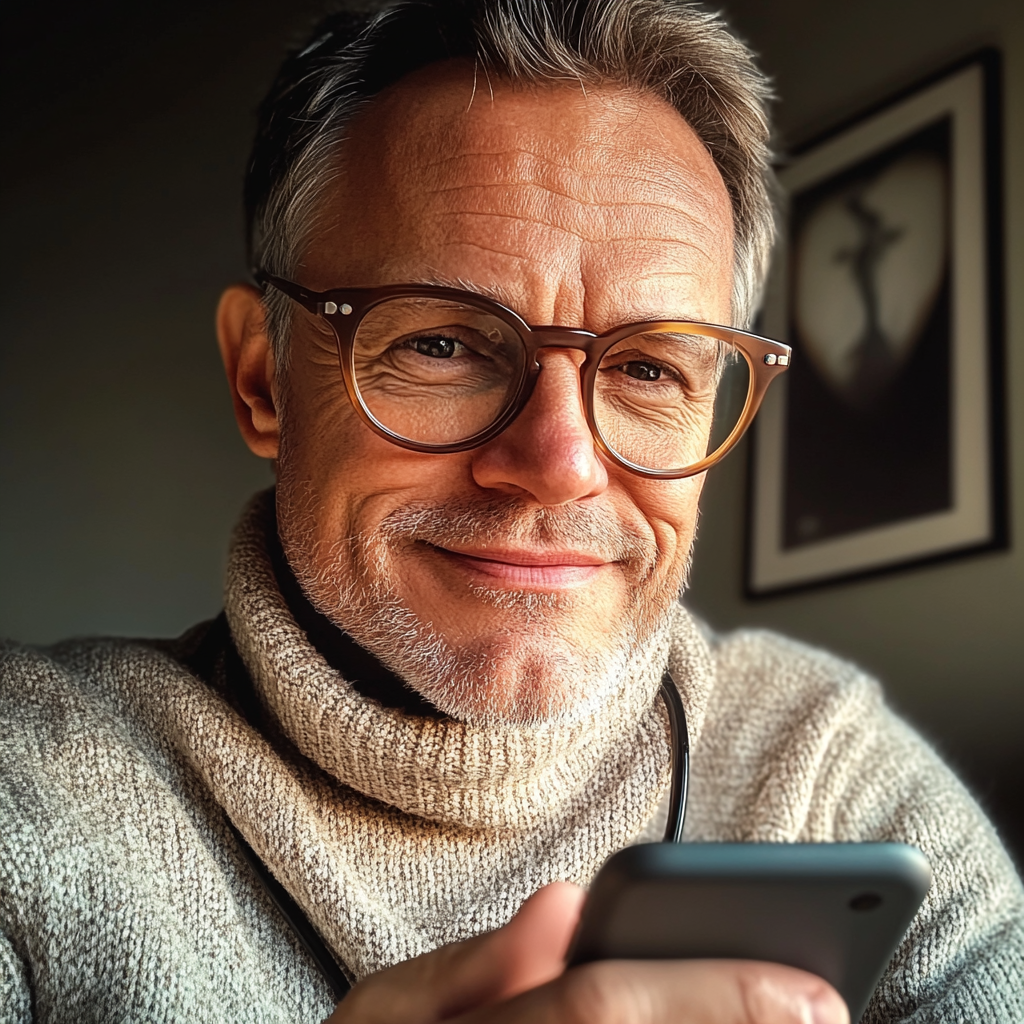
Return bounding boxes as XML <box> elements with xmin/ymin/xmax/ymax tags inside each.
<box><xmin>413</xmin><ymin>334</ymin><xmax>458</xmax><ymax>358</ymax></box>
<box><xmin>621</xmin><ymin>361</ymin><xmax>662</xmax><ymax>381</ymax></box>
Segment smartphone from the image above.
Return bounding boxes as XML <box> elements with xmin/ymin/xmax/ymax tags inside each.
<box><xmin>568</xmin><ymin>842</ymin><xmax>932</xmax><ymax>1023</ymax></box>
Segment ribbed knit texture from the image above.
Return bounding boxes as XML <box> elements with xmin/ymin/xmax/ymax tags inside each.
<box><xmin>1</xmin><ymin>493</ymin><xmax>1022</xmax><ymax>1022</ymax></box>
<box><xmin>216</xmin><ymin>493</ymin><xmax>683</xmax><ymax>979</ymax></box>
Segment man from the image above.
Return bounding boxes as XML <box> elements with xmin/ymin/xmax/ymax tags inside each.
<box><xmin>1</xmin><ymin>1</ymin><xmax>1021</xmax><ymax>1022</ymax></box>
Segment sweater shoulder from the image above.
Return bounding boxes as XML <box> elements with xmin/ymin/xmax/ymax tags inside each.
<box><xmin>0</xmin><ymin>625</ymin><xmax>213</xmax><ymax>728</ymax></box>
<box><xmin>707</xmin><ymin>625</ymin><xmax>883</xmax><ymax>707</ymax></box>
<box><xmin>0</xmin><ymin>633</ymin><xmax>203</xmax><ymax>832</ymax></box>
<box><xmin>700</xmin><ymin>625</ymin><xmax>887</xmax><ymax>761</ymax></box>
<box><xmin>0</xmin><ymin>632</ymin><xmax>218</xmax><ymax>864</ymax></box>
<box><xmin>685</xmin><ymin>623</ymin><xmax>892</xmax><ymax>844</ymax></box>
<box><xmin>2</xmin><ymin>635</ymin><xmax>174</xmax><ymax>754</ymax></box>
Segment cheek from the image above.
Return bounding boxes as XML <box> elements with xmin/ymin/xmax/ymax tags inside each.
<box><xmin>279</xmin><ymin>375</ymin><xmax>481</xmax><ymax>548</ymax></box>
<box><xmin>276</xmin><ymin>337</ymin><xmax>375</xmax><ymax>550</ymax></box>
<box><xmin>625</xmin><ymin>474</ymin><xmax>704</xmax><ymax>575</ymax></box>
<box><xmin>280</xmin><ymin>321</ymin><xmax>382</xmax><ymax>482</ymax></box>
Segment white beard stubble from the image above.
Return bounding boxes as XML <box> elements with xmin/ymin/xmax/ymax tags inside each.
<box><xmin>276</xmin><ymin>453</ymin><xmax>689</xmax><ymax>727</ymax></box>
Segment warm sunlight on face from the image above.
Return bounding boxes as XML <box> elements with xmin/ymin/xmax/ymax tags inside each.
<box><xmin>272</xmin><ymin>62</ymin><xmax>735</xmax><ymax>724</ymax></box>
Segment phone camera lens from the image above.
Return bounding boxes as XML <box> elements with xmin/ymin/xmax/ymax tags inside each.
<box><xmin>849</xmin><ymin>892</ymin><xmax>883</xmax><ymax>912</ymax></box>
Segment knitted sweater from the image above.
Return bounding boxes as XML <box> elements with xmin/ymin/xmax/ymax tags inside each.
<box><xmin>1</xmin><ymin>496</ymin><xmax>1022</xmax><ymax>1023</ymax></box>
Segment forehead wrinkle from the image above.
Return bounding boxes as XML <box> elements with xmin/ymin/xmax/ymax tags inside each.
<box><xmin>579</xmin><ymin>273</ymin><xmax>718</xmax><ymax>331</ymax></box>
<box><xmin>419</xmin><ymin>215</ymin><xmax>723</xmax><ymax>281</ymax></box>
<box><xmin>405</xmin><ymin>137</ymin><xmax>720</xmax><ymax>210</ymax></box>
<box><xmin>429</xmin><ymin>240</ymin><xmax>716</xmax><ymax>330</ymax></box>
<box><xmin>417</xmin><ymin>183</ymin><xmax>725</xmax><ymax>257</ymax></box>
<box><xmin>597</xmin><ymin>269</ymin><xmax>714</xmax><ymax>316</ymax></box>
<box><xmin>431</xmin><ymin>214</ymin><xmax>719</xmax><ymax>267</ymax></box>
<box><xmin>415</xmin><ymin>144</ymin><xmax>719</xmax><ymax>216</ymax></box>
<box><xmin>426</xmin><ymin>205</ymin><xmax>722</xmax><ymax>254</ymax></box>
<box><xmin>408</xmin><ymin>102</ymin><xmax>718</xmax><ymax>179</ymax></box>
<box><xmin>407</xmin><ymin>272</ymin><xmax>523</xmax><ymax>311</ymax></box>
<box><xmin>424</xmin><ymin>181</ymin><xmax>718</xmax><ymax>227</ymax></box>
<box><xmin>436</xmin><ymin>238</ymin><xmax>578</xmax><ymax>266</ymax></box>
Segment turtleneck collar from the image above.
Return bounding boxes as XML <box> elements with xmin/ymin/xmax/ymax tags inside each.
<box><xmin>154</xmin><ymin>488</ymin><xmax>721</xmax><ymax>977</ymax></box>
<box><xmin>224</xmin><ymin>490</ymin><xmax>699</xmax><ymax>832</ymax></box>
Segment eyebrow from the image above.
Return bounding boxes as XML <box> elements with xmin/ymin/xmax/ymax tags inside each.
<box><xmin>410</xmin><ymin>273</ymin><xmax>522</xmax><ymax>312</ymax></box>
<box><xmin>401</xmin><ymin>273</ymin><xmax>710</xmax><ymax>328</ymax></box>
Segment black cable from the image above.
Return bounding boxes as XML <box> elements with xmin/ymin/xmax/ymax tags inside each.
<box><xmin>228</xmin><ymin>822</ymin><xmax>351</xmax><ymax>1002</ymax></box>
<box><xmin>659</xmin><ymin>671</ymin><xmax>690</xmax><ymax>844</ymax></box>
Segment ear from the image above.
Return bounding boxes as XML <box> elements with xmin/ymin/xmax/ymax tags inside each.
<box><xmin>216</xmin><ymin>284</ymin><xmax>281</xmax><ymax>459</ymax></box>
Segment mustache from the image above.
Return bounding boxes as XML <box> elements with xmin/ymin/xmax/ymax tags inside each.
<box><xmin>374</xmin><ymin>497</ymin><xmax>656</xmax><ymax>568</ymax></box>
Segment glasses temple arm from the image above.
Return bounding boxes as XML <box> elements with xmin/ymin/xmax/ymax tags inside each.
<box><xmin>251</xmin><ymin>269</ymin><xmax>324</xmax><ymax>314</ymax></box>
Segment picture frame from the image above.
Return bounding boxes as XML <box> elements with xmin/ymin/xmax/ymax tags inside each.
<box><xmin>747</xmin><ymin>50</ymin><xmax>1007</xmax><ymax>597</ymax></box>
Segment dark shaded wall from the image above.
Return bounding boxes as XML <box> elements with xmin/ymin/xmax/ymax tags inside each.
<box><xmin>0</xmin><ymin>0</ymin><xmax>323</xmax><ymax>641</ymax></box>
<box><xmin>1</xmin><ymin>2</ymin><xmax>1021</xmax><ymax>845</ymax></box>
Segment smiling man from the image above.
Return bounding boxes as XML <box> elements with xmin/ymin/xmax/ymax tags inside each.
<box><xmin>235</xmin><ymin>62</ymin><xmax>737</xmax><ymax>727</ymax></box>
<box><xmin>1</xmin><ymin>2</ymin><xmax>1022</xmax><ymax>1023</ymax></box>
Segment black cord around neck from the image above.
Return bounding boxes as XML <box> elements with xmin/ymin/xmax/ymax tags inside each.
<box><xmin>227</xmin><ymin>822</ymin><xmax>352</xmax><ymax>1001</ymax></box>
<box><xmin>659</xmin><ymin>672</ymin><xmax>690</xmax><ymax>843</ymax></box>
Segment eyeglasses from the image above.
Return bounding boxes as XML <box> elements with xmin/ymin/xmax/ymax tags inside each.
<box><xmin>257</xmin><ymin>271</ymin><xmax>791</xmax><ymax>479</ymax></box>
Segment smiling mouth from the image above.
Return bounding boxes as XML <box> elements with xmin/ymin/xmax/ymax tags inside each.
<box><xmin>424</xmin><ymin>543</ymin><xmax>612</xmax><ymax>588</ymax></box>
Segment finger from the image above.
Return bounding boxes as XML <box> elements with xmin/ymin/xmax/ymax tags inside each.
<box><xmin>328</xmin><ymin>882</ymin><xmax>585</xmax><ymax>1024</ymax></box>
<box><xmin>487</xmin><ymin>881</ymin><xmax>587</xmax><ymax>996</ymax></box>
<box><xmin>451</xmin><ymin>959</ymin><xmax>850</xmax><ymax>1024</ymax></box>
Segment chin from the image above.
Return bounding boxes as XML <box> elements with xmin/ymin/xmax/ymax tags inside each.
<box><xmin>403</xmin><ymin>631</ymin><xmax>637</xmax><ymax>726</ymax></box>
<box><xmin>287</xmin><ymin>538</ymin><xmax>675</xmax><ymax>727</ymax></box>
<box><xmin>277</xmin><ymin>476</ymin><xmax>681</xmax><ymax>725</ymax></box>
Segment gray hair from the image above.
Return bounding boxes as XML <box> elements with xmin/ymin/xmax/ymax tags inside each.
<box><xmin>246</xmin><ymin>0</ymin><xmax>775</xmax><ymax>366</ymax></box>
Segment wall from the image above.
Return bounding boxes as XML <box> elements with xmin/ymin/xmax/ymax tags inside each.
<box><xmin>0</xmin><ymin>0</ymin><xmax>323</xmax><ymax>643</ymax></box>
<box><xmin>687</xmin><ymin>0</ymin><xmax>1024</xmax><ymax>848</ymax></box>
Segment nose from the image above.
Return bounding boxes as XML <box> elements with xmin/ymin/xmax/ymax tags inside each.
<box><xmin>470</xmin><ymin>348</ymin><xmax>609</xmax><ymax>504</ymax></box>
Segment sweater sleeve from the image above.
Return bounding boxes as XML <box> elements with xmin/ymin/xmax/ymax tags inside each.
<box><xmin>818</xmin><ymin>701</ymin><xmax>1024</xmax><ymax>1023</ymax></box>
<box><xmin>0</xmin><ymin>926</ymin><xmax>32</xmax><ymax>1024</ymax></box>
<box><xmin>697</xmin><ymin>630</ymin><xmax>1024</xmax><ymax>1024</ymax></box>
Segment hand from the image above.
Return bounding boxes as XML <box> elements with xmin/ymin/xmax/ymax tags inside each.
<box><xmin>327</xmin><ymin>882</ymin><xmax>850</xmax><ymax>1024</ymax></box>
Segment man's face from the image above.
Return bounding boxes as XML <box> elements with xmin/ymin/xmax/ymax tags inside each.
<box><xmin>272</xmin><ymin>63</ymin><xmax>734</xmax><ymax>724</ymax></box>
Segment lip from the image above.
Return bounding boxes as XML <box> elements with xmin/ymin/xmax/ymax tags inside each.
<box><xmin>428</xmin><ymin>544</ymin><xmax>611</xmax><ymax>588</ymax></box>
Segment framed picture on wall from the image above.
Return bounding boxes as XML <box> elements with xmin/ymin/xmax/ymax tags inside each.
<box><xmin>747</xmin><ymin>50</ymin><xmax>1006</xmax><ymax>597</ymax></box>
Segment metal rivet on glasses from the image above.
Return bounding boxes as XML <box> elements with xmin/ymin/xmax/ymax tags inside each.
<box><xmin>323</xmin><ymin>301</ymin><xmax>338</xmax><ymax>314</ymax></box>
<box><xmin>764</xmin><ymin>353</ymin><xmax>778</xmax><ymax>365</ymax></box>
<box><xmin>778</xmin><ymin>355</ymin><xmax>790</xmax><ymax>366</ymax></box>
<box><xmin>340</xmin><ymin>303</ymin><xmax>353</xmax><ymax>315</ymax></box>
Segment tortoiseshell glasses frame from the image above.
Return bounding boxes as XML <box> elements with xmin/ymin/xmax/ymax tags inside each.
<box><xmin>256</xmin><ymin>270</ymin><xmax>791</xmax><ymax>480</ymax></box>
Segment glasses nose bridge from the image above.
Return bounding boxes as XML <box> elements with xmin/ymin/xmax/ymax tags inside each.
<box><xmin>523</xmin><ymin>325</ymin><xmax>600</xmax><ymax>364</ymax></box>
<box><xmin>513</xmin><ymin>325</ymin><xmax>598</xmax><ymax>436</ymax></box>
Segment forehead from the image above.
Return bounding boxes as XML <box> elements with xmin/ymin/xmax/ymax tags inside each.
<box><xmin>307</xmin><ymin>61</ymin><xmax>734</xmax><ymax>327</ymax></box>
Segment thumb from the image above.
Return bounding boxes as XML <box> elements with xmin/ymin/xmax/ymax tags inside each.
<box><xmin>329</xmin><ymin>882</ymin><xmax>585</xmax><ymax>1024</ymax></box>
<box><xmin>485</xmin><ymin>881</ymin><xmax>587</xmax><ymax>999</ymax></box>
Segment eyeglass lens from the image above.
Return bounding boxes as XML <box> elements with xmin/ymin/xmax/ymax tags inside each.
<box><xmin>594</xmin><ymin>330</ymin><xmax>749</xmax><ymax>472</ymax></box>
<box><xmin>350</xmin><ymin>295</ymin><xmax>750</xmax><ymax>474</ymax></box>
<box><xmin>353</xmin><ymin>296</ymin><xmax>526</xmax><ymax>444</ymax></box>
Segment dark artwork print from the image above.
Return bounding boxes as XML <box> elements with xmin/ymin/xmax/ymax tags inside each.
<box><xmin>783</xmin><ymin>118</ymin><xmax>953</xmax><ymax>549</ymax></box>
